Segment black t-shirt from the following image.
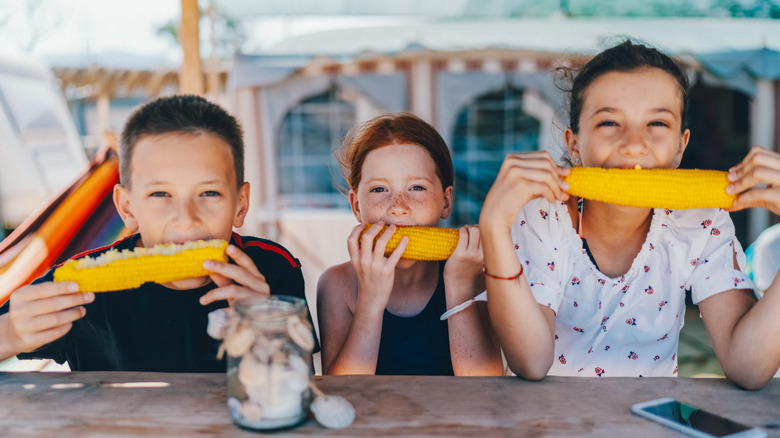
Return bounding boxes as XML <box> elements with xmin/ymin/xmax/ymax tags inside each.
<box><xmin>0</xmin><ymin>233</ymin><xmax>313</xmax><ymax>372</ymax></box>
<box><xmin>375</xmin><ymin>261</ymin><xmax>454</xmax><ymax>376</ymax></box>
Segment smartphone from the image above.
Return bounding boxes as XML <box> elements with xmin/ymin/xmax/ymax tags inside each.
<box><xmin>632</xmin><ymin>398</ymin><xmax>766</xmax><ymax>438</ymax></box>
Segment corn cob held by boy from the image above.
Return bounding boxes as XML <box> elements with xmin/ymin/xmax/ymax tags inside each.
<box><xmin>565</xmin><ymin>167</ymin><xmax>737</xmax><ymax>209</ymax></box>
<box><xmin>360</xmin><ymin>225</ymin><xmax>460</xmax><ymax>261</ymax></box>
<box><xmin>53</xmin><ymin>239</ymin><xmax>228</xmax><ymax>292</ymax></box>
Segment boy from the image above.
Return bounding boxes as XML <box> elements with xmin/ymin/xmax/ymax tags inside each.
<box><xmin>0</xmin><ymin>95</ymin><xmax>308</xmax><ymax>372</ymax></box>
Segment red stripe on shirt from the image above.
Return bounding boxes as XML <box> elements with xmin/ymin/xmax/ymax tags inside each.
<box><xmin>231</xmin><ymin>232</ymin><xmax>300</xmax><ymax>268</ymax></box>
<box><xmin>54</xmin><ymin>235</ymin><xmax>136</xmax><ymax>268</ymax></box>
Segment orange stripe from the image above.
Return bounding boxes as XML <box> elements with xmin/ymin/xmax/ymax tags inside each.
<box><xmin>37</xmin><ymin>157</ymin><xmax>119</xmax><ymax>260</ymax></box>
<box><xmin>0</xmin><ymin>156</ymin><xmax>119</xmax><ymax>305</ymax></box>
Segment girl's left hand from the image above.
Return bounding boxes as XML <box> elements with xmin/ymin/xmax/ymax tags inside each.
<box><xmin>728</xmin><ymin>146</ymin><xmax>780</xmax><ymax>215</ymax></box>
<box><xmin>443</xmin><ymin>225</ymin><xmax>484</xmax><ymax>302</ymax></box>
<box><xmin>199</xmin><ymin>244</ymin><xmax>271</xmax><ymax>306</ymax></box>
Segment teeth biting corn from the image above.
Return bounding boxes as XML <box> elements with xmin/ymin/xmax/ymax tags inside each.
<box><xmin>565</xmin><ymin>167</ymin><xmax>736</xmax><ymax>209</ymax></box>
<box><xmin>361</xmin><ymin>225</ymin><xmax>460</xmax><ymax>261</ymax></box>
<box><xmin>53</xmin><ymin>239</ymin><xmax>228</xmax><ymax>292</ymax></box>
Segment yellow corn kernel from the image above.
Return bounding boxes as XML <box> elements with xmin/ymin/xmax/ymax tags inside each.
<box><xmin>564</xmin><ymin>167</ymin><xmax>736</xmax><ymax>209</ymax></box>
<box><xmin>361</xmin><ymin>225</ymin><xmax>460</xmax><ymax>261</ymax></box>
<box><xmin>53</xmin><ymin>239</ymin><xmax>228</xmax><ymax>292</ymax></box>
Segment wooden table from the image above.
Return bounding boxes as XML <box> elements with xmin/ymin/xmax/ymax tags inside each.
<box><xmin>1</xmin><ymin>372</ymin><xmax>777</xmax><ymax>437</ymax></box>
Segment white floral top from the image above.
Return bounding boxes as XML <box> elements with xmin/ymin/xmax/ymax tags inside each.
<box><xmin>511</xmin><ymin>198</ymin><xmax>754</xmax><ymax>377</ymax></box>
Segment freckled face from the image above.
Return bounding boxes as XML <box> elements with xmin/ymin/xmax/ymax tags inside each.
<box><xmin>350</xmin><ymin>144</ymin><xmax>452</xmax><ymax>227</ymax></box>
<box><xmin>114</xmin><ymin>132</ymin><xmax>249</xmax><ymax>250</ymax></box>
<box><xmin>567</xmin><ymin>67</ymin><xmax>690</xmax><ymax>170</ymax></box>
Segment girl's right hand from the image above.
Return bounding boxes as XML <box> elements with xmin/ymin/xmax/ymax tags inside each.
<box><xmin>2</xmin><ymin>282</ymin><xmax>93</xmax><ymax>356</ymax></box>
<box><xmin>346</xmin><ymin>222</ymin><xmax>408</xmax><ymax>312</ymax></box>
<box><xmin>479</xmin><ymin>151</ymin><xmax>570</xmax><ymax>230</ymax></box>
<box><xmin>728</xmin><ymin>146</ymin><xmax>780</xmax><ymax>215</ymax></box>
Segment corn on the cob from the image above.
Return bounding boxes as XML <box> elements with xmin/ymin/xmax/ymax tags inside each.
<box><xmin>53</xmin><ymin>239</ymin><xmax>228</xmax><ymax>292</ymax></box>
<box><xmin>361</xmin><ymin>225</ymin><xmax>460</xmax><ymax>261</ymax></box>
<box><xmin>564</xmin><ymin>167</ymin><xmax>736</xmax><ymax>209</ymax></box>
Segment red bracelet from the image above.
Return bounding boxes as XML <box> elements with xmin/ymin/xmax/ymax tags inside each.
<box><xmin>483</xmin><ymin>264</ymin><xmax>524</xmax><ymax>280</ymax></box>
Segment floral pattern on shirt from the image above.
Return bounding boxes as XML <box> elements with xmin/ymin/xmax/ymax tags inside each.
<box><xmin>510</xmin><ymin>198</ymin><xmax>754</xmax><ymax>377</ymax></box>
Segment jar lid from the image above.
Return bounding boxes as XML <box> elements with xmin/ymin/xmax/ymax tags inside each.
<box><xmin>234</xmin><ymin>295</ymin><xmax>306</xmax><ymax>325</ymax></box>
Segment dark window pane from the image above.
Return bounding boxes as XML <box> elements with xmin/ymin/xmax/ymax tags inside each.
<box><xmin>451</xmin><ymin>87</ymin><xmax>540</xmax><ymax>225</ymax></box>
<box><xmin>277</xmin><ymin>89</ymin><xmax>354</xmax><ymax>208</ymax></box>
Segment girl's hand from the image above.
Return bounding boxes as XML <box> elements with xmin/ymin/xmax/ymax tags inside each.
<box><xmin>347</xmin><ymin>222</ymin><xmax>407</xmax><ymax>312</ymax></box>
<box><xmin>200</xmin><ymin>245</ymin><xmax>271</xmax><ymax>306</ymax></box>
<box><xmin>2</xmin><ymin>282</ymin><xmax>94</xmax><ymax>355</ymax></box>
<box><xmin>443</xmin><ymin>225</ymin><xmax>484</xmax><ymax>303</ymax></box>
<box><xmin>728</xmin><ymin>146</ymin><xmax>780</xmax><ymax>215</ymax></box>
<box><xmin>480</xmin><ymin>151</ymin><xmax>570</xmax><ymax>231</ymax></box>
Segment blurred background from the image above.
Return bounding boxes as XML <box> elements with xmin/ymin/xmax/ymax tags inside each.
<box><xmin>1</xmin><ymin>0</ymin><xmax>778</xmax><ymax>375</ymax></box>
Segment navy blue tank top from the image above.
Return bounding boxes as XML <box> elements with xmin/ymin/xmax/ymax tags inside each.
<box><xmin>375</xmin><ymin>262</ymin><xmax>454</xmax><ymax>376</ymax></box>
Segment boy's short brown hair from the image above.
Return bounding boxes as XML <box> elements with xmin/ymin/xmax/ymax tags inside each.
<box><xmin>119</xmin><ymin>95</ymin><xmax>244</xmax><ymax>189</ymax></box>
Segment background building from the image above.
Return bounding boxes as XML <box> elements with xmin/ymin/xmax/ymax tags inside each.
<box><xmin>8</xmin><ymin>5</ymin><xmax>777</xmax><ymax>364</ymax></box>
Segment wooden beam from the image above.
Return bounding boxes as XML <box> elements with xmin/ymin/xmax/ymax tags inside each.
<box><xmin>179</xmin><ymin>0</ymin><xmax>203</xmax><ymax>95</ymax></box>
<box><xmin>206</xmin><ymin>0</ymin><xmax>220</xmax><ymax>98</ymax></box>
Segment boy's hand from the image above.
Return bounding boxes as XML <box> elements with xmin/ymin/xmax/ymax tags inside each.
<box><xmin>1</xmin><ymin>282</ymin><xmax>94</xmax><ymax>357</ymax></box>
<box><xmin>199</xmin><ymin>245</ymin><xmax>270</xmax><ymax>307</ymax></box>
<box><xmin>443</xmin><ymin>225</ymin><xmax>484</xmax><ymax>304</ymax></box>
<box><xmin>728</xmin><ymin>146</ymin><xmax>780</xmax><ymax>215</ymax></box>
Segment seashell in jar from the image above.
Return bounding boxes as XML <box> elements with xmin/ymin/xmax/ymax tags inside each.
<box><xmin>252</xmin><ymin>332</ymin><xmax>271</xmax><ymax>348</ymax></box>
<box><xmin>206</xmin><ymin>308</ymin><xmax>233</xmax><ymax>340</ymax></box>
<box><xmin>287</xmin><ymin>315</ymin><xmax>315</xmax><ymax>352</ymax></box>
<box><xmin>241</xmin><ymin>400</ymin><xmax>264</xmax><ymax>423</ymax></box>
<box><xmin>224</xmin><ymin>321</ymin><xmax>256</xmax><ymax>357</ymax></box>
<box><xmin>262</xmin><ymin>390</ymin><xmax>302</xmax><ymax>420</ymax></box>
<box><xmin>270</xmin><ymin>348</ymin><xmax>289</xmax><ymax>365</ymax></box>
<box><xmin>288</xmin><ymin>354</ymin><xmax>310</xmax><ymax>378</ymax></box>
<box><xmin>245</xmin><ymin>382</ymin><xmax>270</xmax><ymax>406</ymax></box>
<box><xmin>267</xmin><ymin>362</ymin><xmax>288</xmax><ymax>388</ymax></box>
<box><xmin>283</xmin><ymin>369</ymin><xmax>309</xmax><ymax>393</ymax></box>
<box><xmin>250</xmin><ymin>343</ymin><xmax>271</xmax><ymax>364</ymax></box>
<box><xmin>238</xmin><ymin>353</ymin><xmax>269</xmax><ymax>387</ymax></box>
<box><xmin>310</xmin><ymin>394</ymin><xmax>355</xmax><ymax>429</ymax></box>
<box><xmin>227</xmin><ymin>397</ymin><xmax>243</xmax><ymax>418</ymax></box>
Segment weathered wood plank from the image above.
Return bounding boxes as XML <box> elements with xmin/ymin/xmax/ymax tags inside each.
<box><xmin>0</xmin><ymin>372</ymin><xmax>777</xmax><ymax>437</ymax></box>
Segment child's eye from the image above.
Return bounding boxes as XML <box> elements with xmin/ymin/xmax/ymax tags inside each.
<box><xmin>202</xmin><ymin>190</ymin><xmax>221</xmax><ymax>197</ymax></box>
<box><xmin>410</xmin><ymin>185</ymin><xmax>426</xmax><ymax>191</ymax></box>
<box><xmin>649</xmin><ymin>121</ymin><xmax>670</xmax><ymax>127</ymax></box>
<box><xmin>149</xmin><ymin>191</ymin><xmax>169</xmax><ymax>198</ymax></box>
<box><xmin>597</xmin><ymin>120</ymin><xmax>617</xmax><ymax>127</ymax></box>
<box><xmin>369</xmin><ymin>187</ymin><xmax>386</xmax><ymax>193</ymax></box>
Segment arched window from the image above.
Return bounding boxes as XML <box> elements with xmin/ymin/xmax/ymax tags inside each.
<box><xmin>277</xmin><ymin>89</ymin><xmax>355</xmax><ymax>208</ymax></box>
<box><xmin>450</xmin><ymin>86</ymin><xmax>540</xmax><ymax>225</ymax></box>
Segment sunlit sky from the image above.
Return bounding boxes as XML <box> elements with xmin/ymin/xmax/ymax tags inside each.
<box><xmin>1</xmin><ymin>0</ymin><xmax>778</xmax><ymax>68</ymax></box>
<box><xmin>0</xmin><ymin>0</ymin><xmax>401</xmax><ymax>66</ymax></box>
<box><xmin>1</xmin><ymin>0</ymin><xmax>181</xmax><ymax>62</ymax></box>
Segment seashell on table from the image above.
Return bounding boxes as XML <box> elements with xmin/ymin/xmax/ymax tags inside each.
<box><xmin>309</xmin><ymin>382</ymin><xmax>355</xmax><ymax>429</ymax></box>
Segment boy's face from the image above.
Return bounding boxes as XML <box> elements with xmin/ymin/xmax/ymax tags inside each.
<box><xmin>113</xmin><ymin>132</ymin><xmax>249</xmax><ymax>249</ymax></box>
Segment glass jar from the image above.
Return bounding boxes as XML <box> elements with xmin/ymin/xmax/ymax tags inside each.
<box><xmin>223</xmin><ymin>295</ymin><xmax>314</xmax><ymax>430</ymax></box>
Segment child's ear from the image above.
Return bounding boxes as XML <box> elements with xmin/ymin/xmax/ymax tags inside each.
<box><xmin>440</xmin><ymin>185</ymin><xmax>453</xmax><ymax>220</ymax></box>
<box><xmin>564</xmin><ymin>128</ymin><xmax>580</xmax><ymax>165</ymax></box>
<box><xmin>675</xmin><ymin>129</ymin><xmax>690</xmax><ymax>168</ymax></box>
<box><xmin>113</xmin><ymin>184</ymin><xmax>139</xmax><ymax>232</ymax></box>
<box><xmin>349</xmin><ymin>190</ymin><xmax>362</xmax><ymax>222</ymax></box>
<box><xmin>232</xmin><ymin>182</ymin><xmax>250</xmax><ymax>228</ymax></box>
